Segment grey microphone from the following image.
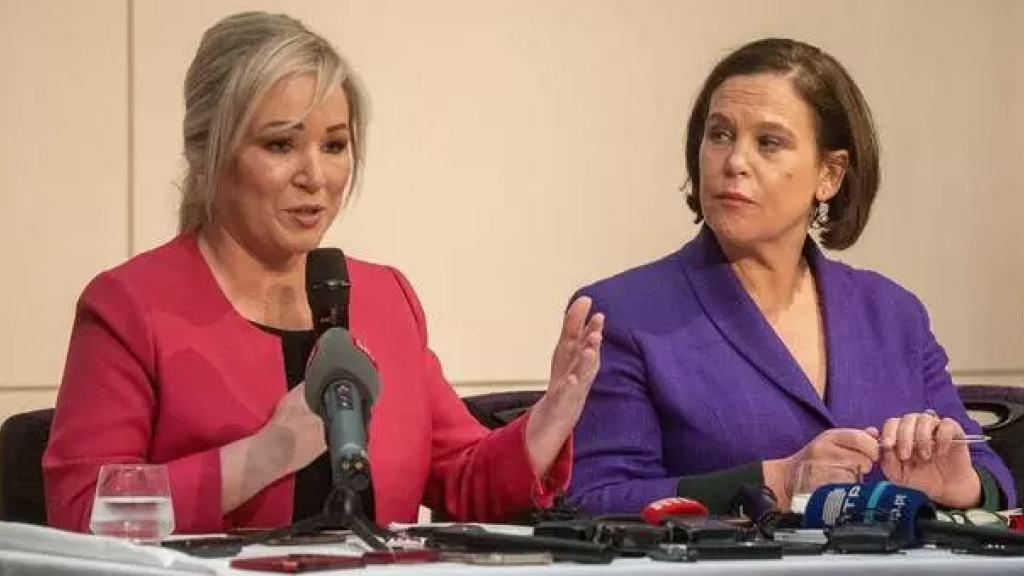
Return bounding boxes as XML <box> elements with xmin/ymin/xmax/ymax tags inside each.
<box><xmin>304</xmin><ymin>326</ymin><xmax>380</xmax><ymax>492</ymax></box>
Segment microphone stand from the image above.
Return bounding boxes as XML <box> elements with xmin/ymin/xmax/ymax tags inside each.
<box><xmin>237</xmin><ymin>459</ymin><xmax>395</xmax><ymax>551</ymax></box>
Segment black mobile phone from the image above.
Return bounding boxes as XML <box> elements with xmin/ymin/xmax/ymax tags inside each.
<box><xmin>688</xmin><ymin>540</ymin><xmax>784</xmax><ymax>561</ymax></box>
<box><xmin>160</xmin><ymin>536</ymin><xmax>245</xmax><ymax>558</ymax></box>
<box><xmin>661</xmin><ymin>516</ymin><xmax>748</xmax><ymax>543</ymax></box>
<box><xmin>264</xmin><ymin>532</ymin><xmax>351</xmax><ymax>546</ymax></box>
<box><xmin>362</xmin><ymin>549</ymin><xmax>443</xmax><ymax>564</ymax></box>
<box><xmin>778</xmin><ymin>540</ymin><xmax>826</xmax><ymax>556</ymax></box>
<box><xmin>455</xmin><ymin>551</ymin><xmax>554</xmax><ymax>565</ymax></box>
<box><xmin>648</xmin><ymin>541</ymin><xmax>785</xmax><ymax>562</ymax></box>
<box><xmin>230</xmin><ymin>554</ymin><xmax>364</xmax><ymax>573</ymax></box>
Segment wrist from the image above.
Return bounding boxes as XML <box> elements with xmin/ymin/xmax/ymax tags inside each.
<box><xmin>252</xmin><ymin>423</ymin><xmax>296</xmax><ymax>477</ymax></box>
<box><xmin>762</xmin><ymin>457</ymin><xmax>793</xmax><ymax>510</ymax></box>
<box><xmin>524</xmin><ymin>396</ymin><xmax>572</xmax><ymax>478</ymax></box>
<box><xmin>937</xmin><ymin>470</ymin><xmax>982</xmax><ymax>509</ymax></box>
<box><xmin>219</xmin><ymin>431</ymin><xmax>286</xmax><ymax>515</ymax></box>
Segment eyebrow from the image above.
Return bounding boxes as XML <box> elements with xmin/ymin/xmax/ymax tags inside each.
<box><xmin>706</xmin><ymin>112</ymin><xmax>731</xmax><ymax>125</ymax></box>
<box><xmin>756</xmin><ymin>121</ymin><xmax>796</xmax><ymax>137</ymax></box>
<box><xmin>706</xmin><ymin>113</ymin><xmax>795</xmax><ymax>136</ymax></box>
<box><xmin>257</xmin><ymin>120</ymin><xmax>350</xmax><ymax>134</ymax></box>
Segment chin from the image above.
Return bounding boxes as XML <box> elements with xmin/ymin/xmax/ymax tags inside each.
<box><xmin>273</xmin><ymin>229</ymin><xmax>327</xmax><ymax>258</ymax></box>
<box><xmin>705</xmin><ymin>215</ymin><xmax>757</xmax><ymax>248</ymax></box>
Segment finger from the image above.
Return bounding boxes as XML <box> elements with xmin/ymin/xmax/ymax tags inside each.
<box><xmin>914</xmin><ymin>412</ymin><xmax>939</xmax><ymax>461</ymax></box>
<box><xmin>583</xmin><ymin>315</ymin><xmax>605</xmax><ymax>352</ymax></box>
<box><xmin>851</xmin><ymin>454</ymin><xmax>873</xmax><ymax>478</ymax></box>
<box><xmin>584</xmin><ymin>311</ymin><xmax>605</xmax><ymax>337</ymax></box>
<box><xmin>896</xmin><ymin>413</ymin><xmax>919</xmax><ymax>461</ymax></box>
<box><xmin>828</xmin><ymin>429</ymin><xmax>880</xmax><ymax>463</ymax></box>
<box><xmin>864</xmin><ymin>426</ymin><xmax>880</xmax><ymax>439</ymax></box>
<box><xmin>574</xmin><ymin>347</ymin><xmax>601</xmax><ymax>386</ymax></box>
<box><xmin>880</xmin><ymin>446</ymin><xmax>903</xmax><ymax>482</ymax></box>
<box><xmin>827</xmin><ymin>448</ymin><xmax>874</xmax><ymax>479</ymax></box>
<box><xmin>582</xmin><ymin>314</ymin><xmax>603</xmax><ymax>348</ymax></box>
<box><xmin>880</xmin><ymin>417</ymin><xmax>900</xmax><ymax>451</ymax></box>
<box><xmin>560</xmin><ymin>296</ymin><xmax>591</xmax><ymax>343</ymax></box>
<box><xmin>934</xmin><ymin>417</ymin><xmax>962</xmax><ymax>459</ymax></box>
<box><xmin>551</xmin><ymin>300</ymin><xmax>592</xmax><ymax>378</ymax></box>
<box><xmin>556</xmin><ymin>310</ymin><xmax>604</xmax><ymax>381</ymax></box>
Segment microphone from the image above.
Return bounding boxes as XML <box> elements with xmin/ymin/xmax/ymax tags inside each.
<box><xmin>802</xmin><ymin>481</ymin><xmax>1024</xmax><ymax>549</ymax></box>
<box><xmin>304</xmin><ymin>248</ymin><xmax>378</xmax><ymax>492</ymax></box>
<box><xmin>641</xmin><ymin>497</ymin><xmax>709</xmax><ymax>525</ymax></box>
<box><xmin>306</xmin><ymin>248</ymin><xmax>350</xmax><ymax>338</ymax></box>
<box><xmin>304</xmin><ymin>327</ymin><xmax>379</xmax><ymax>492</ymax></box>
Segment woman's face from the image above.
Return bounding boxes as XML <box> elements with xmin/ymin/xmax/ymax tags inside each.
<box><xmin>214</xmin><ymin>72</ymin><xmax>352</xmax><ymax>264</ymax></box>
<box><xmin>697</xmin><ymin>73</ymin><xmax>844</xmax><ymax>251</ymax></box>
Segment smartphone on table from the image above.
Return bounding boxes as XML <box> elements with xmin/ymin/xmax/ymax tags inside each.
<box><xmin>230</xmin><ymin>554</ymin><xmax>364</xmax><ymax>573</ymax></box>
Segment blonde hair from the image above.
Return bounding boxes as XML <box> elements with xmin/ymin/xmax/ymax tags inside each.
<box><xmin>178</xmin><ymin>11</ymin><xmax>367</xmax><ymax>232</ymax></box>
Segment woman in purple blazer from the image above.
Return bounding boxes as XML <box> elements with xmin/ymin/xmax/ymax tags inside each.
<box><xmin>568</xmin><ymin>38</ymin><xmax>1015</xmax><ymax>515</ymax></box>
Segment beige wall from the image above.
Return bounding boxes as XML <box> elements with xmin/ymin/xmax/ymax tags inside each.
<box><xmin>0</xmin><ymin>1</ymin><xmax>129</xmax><ymax>423</ymax></box>
<box><xmin>2</xmin><ymin>0</ymin><xmax>1023</xmax><ymax>426</ymax></box>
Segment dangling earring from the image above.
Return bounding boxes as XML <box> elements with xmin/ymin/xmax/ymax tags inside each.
<box><xmin>814</xmin><ymin>201</ymin><xmax>829</xmax><ymax>227</ymax></box>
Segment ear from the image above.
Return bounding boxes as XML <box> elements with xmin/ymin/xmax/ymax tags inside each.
<box><xmin>817</xmin><ymin>150</ymin><xmax>849</xmax><ymax>202</ymax></box>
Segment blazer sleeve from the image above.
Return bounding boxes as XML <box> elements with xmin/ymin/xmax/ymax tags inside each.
<box><xmin>566</xmin><ymin>291</ymin><xmax>681</xmax><ymax>514</ymax></box>
<box><xmin>912</xmin><ymin>296</ymin><xmax>1017</xmax><ymax>508</ymax></box>
<box><xmin>43</xmin><ymin>272</ymin><xmax>225</xmax><ymax>533</ymax></box>
<box><xmin>387</xmin><ymin>268</ymin><xmax>570</xmax><ymax>522</ymax></box>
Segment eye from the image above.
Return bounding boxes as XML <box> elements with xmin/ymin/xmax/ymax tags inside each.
<box><xmin>705</xmin><ymin>125</ymin><xmax>733</xmax><ymax>144</ymax></box>
<box><xmin>758</xmin><ymin>135</ymin><xmax>785</xmax><ymax>153</ymax></box>
<box><xmin>263</xmin><ymin>139</ymin><xmax>293</xmax><ymax>154</ymax></box>
<box><xmin>322</xmin><ymin>139</ymin><xmax>350</xmax><ymax>154</ymax></box>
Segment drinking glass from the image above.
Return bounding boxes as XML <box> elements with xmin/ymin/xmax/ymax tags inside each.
<box><xmin>788</xmin><ymin>460</ymin><xmax>861</xmax><ymax>514</ymax></box>
<box><xmin>89</xmin><ymin>464</ymin><xmax>175</xmax><ymax>543</ymax></box>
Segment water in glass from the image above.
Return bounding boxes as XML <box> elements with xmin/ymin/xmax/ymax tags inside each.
<box><xmin>89</xmin><ymin>464</ymin><xmax>175</xmax><ymax>543</ymax></box>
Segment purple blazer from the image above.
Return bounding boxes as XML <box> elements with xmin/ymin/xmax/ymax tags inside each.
<box><xmin>568</xmin><ymin>226</ymin><xmax>1014</xmax><ymax>514</ymax></box>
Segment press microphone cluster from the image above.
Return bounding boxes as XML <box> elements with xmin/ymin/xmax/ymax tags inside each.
<box><xmin>304</xmin><ymin>248</ymin><xmax>379</xmax><ymax>493</ymax></box>
<box><xmin>802</xmin><ymin>481</ymin><xmax>1024</xmax><ymax>550</ymax></box>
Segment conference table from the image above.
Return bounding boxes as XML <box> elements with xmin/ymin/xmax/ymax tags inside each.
<box><xmin>5</xmin><ymin>544</ymin><xmax>1024</xmax><ymax>575</ymax></box>
<box><xmin>3</xmin><ymin>523</ymin><xmax>1024</xmax><ymax>575</ymax></box>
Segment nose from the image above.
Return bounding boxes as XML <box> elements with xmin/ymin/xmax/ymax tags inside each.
<box><xmin>723</xmin><ymin>139</ymin><xmax>751</xmax><ymax>177</ymax></box>
<box><xmin>295</xmin><ymin>149</ymin><xmax>325</xmax><ymax>192</ymax></box>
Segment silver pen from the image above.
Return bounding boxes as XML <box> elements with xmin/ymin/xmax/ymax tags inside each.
<box><xmin>878</xmin><ymin>434</ymin><xmax>990</xmax><ymax>447</ymax></box>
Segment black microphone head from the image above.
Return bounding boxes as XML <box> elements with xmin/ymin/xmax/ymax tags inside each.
<box><xmin>304</xmin><ymin>327</ymin><xmax>380</xmax><ymax>418</ymax></box>
<box><xmin>306</xmin><ymin>248</ymin><xmax>350</xmax><ymax>336</ymax></box>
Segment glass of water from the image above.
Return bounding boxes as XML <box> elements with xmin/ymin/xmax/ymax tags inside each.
<box><xmin>788</xmin><ymin>460</ymin><xmax>861</xmax><ymax>514</ymax></box>
<box><xmin>89</xmin><ymin>464</ymin><xmax>175</xmax><ymax>543</ymax></box>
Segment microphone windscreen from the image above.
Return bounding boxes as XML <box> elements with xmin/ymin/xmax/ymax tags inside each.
<box><xmin>802</xmin><ymin>481</ymin><xmax>935</xmax><ymax>545</ymax></box>
<box><xmin>641</xmin><ymin>497</ymin><xmax>708</xmax><ymax>525</ymax></box>
<box><xmin>304</xmin><ymin>327</ymin><xmax>380</xmax><ymax>416</ymax></box>
<box><xmin>306</xmin><ymin>247</ymin><xmax>347</xmax><ymax>287</ymax></box>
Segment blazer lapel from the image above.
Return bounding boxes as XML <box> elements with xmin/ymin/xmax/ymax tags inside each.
<box><xmin>679</xmin><ymin>227</ymin><xmax>833</xmax><ymax>426</ymax></box>
<box><xmin>810</xmin><ymin>247</ymin><xmax>858</xmax><ymax>423</ymax></box>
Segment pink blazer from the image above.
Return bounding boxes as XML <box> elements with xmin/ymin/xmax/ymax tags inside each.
<box><xmin>43</xmin><ymin>233</ymin><xmax>569</xmax><ymax>533</ymax></box>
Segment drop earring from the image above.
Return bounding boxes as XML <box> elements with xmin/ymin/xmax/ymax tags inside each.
<box><xmin>814</xmin><ymin>201</ymin><xmax>829</xmax><ymax>226</ymax></box>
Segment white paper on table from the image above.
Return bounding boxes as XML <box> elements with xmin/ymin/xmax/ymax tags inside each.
<box><xmin>0</xmin><ymin>521</ymin><xmax>216</xmax><ymax>574</ymax></box>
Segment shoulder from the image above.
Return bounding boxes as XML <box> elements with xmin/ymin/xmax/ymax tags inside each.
<box><xmin>575</xmin><ymin>244</ymin><xmax>697</xmax><ymax>334</ymax></box>
<box><xmin>579</xmin><ymin>251</ymin><xmax>686</xmax><ymax>309</ymax></box>
<box><xmin>821</xmin><ymin>256</ymin><xmax>928</xmax><ymax>321</ymax></box>
<box><xmin>343</xmin><ymin>255</ymin><xmax>431</xmax><ymax>340</ymax></box>
<box><xmin>79</xmin><ymin>234</ymin><xmax>203</xmax><ymax>309</ymax></box>
<box><xmin>344</xmin><ymin>255</ymin><xmax>419</xmax><ymax>307</ymax></box>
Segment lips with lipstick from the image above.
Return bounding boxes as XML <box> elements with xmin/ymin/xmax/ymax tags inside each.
<box><xmin>285</xmin><ymin>204</ymin><xmax>327</xmax><ymax>228</ymax></box>
<box><xmin>715</xmin><ymin>191</ymin><xmax>755</xmax><ymax>205</ymax></box>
